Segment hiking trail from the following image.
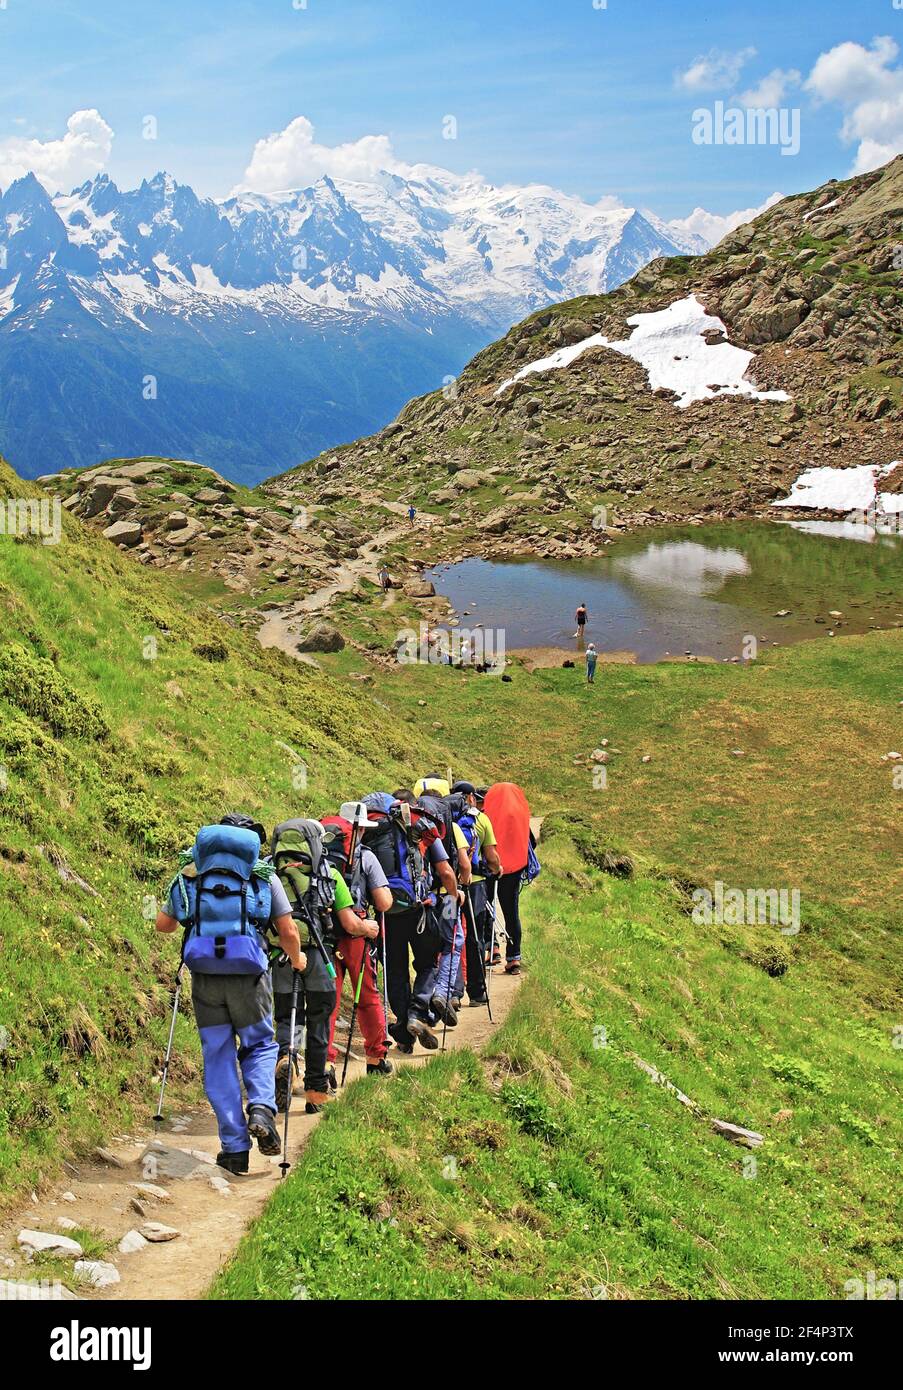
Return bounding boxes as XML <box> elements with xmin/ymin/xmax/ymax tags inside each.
<box><xmin>257</xmin><ymin>505</ymin><xmax>439</xmax><ymax>657</ymax></box>
<box><xmin>1</xmin><ymin>968</ymin><xmax>520</xmax><ymax>1302</ymax></box>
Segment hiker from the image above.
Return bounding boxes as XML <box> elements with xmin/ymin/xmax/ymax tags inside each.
<box><xmin>368</xmin><ymin>788</ymin><xmax>459</xmax><ymax>1052</ymax></box>
<box><xmin>378</xmin><ymin>564</ymin><xmax>391</xmax><ymax>593</ymax></box>
<box><xmin>482</xmin><ymin>783</ymin><xmax>532</xmax><ymax>975</ymax></box>
<box><xmin>321</xmin><ymin>803</ymin><xmax>394</xmax><ymax>1078</ymax></box>
<box><xmin>155</xmin><ymin>814</ymin><xmax>305</xmax><ymax>1174</ymax></box>
<box><xmin>449</xmin><ymin>782</ymin><xmax>502</xmax><ymax>1006</ymax></box>
<box><xmin>585</xmin><ymin>643</ymin><xmax>598</xmax><ymax>684</ymax></box>
<box><xmin>414</xmin><ymin>776</ymin><xmax>470</xmax><ymax>1025</ymax></box>
<box><xmin>575</xmin><ymin>602</ymin><xmax>588</xmax><ymax>639</ymax></box>
<box><xmin>270</xmin><ymin>819</ymin><xmax>378</xmax><ymax>1113</ymax></box>
<box><xmin>408</xmin><ymin>504</ymin><xmax>416</xmax><ymax>527</ymax></box>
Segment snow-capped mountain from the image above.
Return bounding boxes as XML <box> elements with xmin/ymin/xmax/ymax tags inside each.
<box><xmin>0</xmin><ymin>167</ymin><xmax>706</xmax><ymax>483</ymax></box>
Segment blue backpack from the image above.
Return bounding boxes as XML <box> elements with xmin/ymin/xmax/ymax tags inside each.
<box><xmin>168</xmin><ymin>825</ymin><xmax>273</xmax><ymax>976</ymax></box>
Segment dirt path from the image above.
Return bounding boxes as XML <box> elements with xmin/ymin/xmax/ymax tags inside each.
<box><xmin>2</xmin><ymin>965</ymin><xmax>520</xmax><ymax>1302</ymax></box>
<box><xmin>257</xmin><ymin>507</ymin><xmax>439</xmax><ymax>658</ymax></box>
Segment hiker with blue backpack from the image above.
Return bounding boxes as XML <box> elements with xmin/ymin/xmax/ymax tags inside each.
<box><xmin>448</xmin><ymin>782</ymin><xmax>502</xmax><ymax>1007</ymax></box>
<box><xmin>154</xmin><ymin>814</ymin><xmax>305</xmax><ymax>1174</ymax></box>
<box><xmin>364</xmin><ymin>789</ymin><xmax>459</xmax><ymax>1052</ymax></box>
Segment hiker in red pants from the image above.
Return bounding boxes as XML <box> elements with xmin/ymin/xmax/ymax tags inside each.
<box><xmin>322</xmin><ymin>803</ymin><xmax>395</xmax><ymax>1077</ymax></box>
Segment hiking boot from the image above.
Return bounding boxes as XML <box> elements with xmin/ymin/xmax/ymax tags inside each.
<box><xmin>468</xmin><ymin>992</ymin><xmax>488</xmax><ymax>1006</ymax></box>
<box><xmin>394</xmin><ymin>1042</ymin><xmax>414</xmax><ymax>1055</ymax></box>
<box><xmin>504</xmin><ymin>960</ymin><xmax>522</xmax><ymax>976</ymax></box>
<box><xmin>326</xmin><ymin>1064</ymin><xmax>338</xmax><ymax>1093</ymax></box>
<box><xmin>275</xmin><ymin>1054</ymin><xmax>299</xmax><ymax>1113</ymax></box>
<box><xmin>305</xmin><ymin>1101</ymin><xmax>324</xmax><ymax>1115</ymax></box>
<box><xmin>366</xmin><ymin>1058</ymin><xmax>393</xmax><ymax>1076</ymax></box>
<box><xmin>431</xmin><ymin>994</ymin><xmax>458</xmax><ymax>1027</ymax></box>
<box><xmin>407</xmin><ymin>1016</ymin><xmax>439</xmax><ymax>1049</ymax></box>
<box><xmin>216</xmin><ymin>1150</ymin><xmax>249</xmax><ymax>1175</ymax></box>
<box><xmin>248</xmin><ymin>1104</ymin><xmax>281</xmax><ymax>1156</ymax></box>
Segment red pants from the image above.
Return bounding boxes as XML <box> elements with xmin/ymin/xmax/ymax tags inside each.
<box><xmin>327</xmin><ymin>933</ymin><xmax>388</xmax><ymax>1065</ymax></box>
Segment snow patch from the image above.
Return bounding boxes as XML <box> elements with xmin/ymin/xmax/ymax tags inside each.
<box><xmin>772</xmin><ymin>462</ymin><xmax>902</xmax><ymax>514</ymax></box>
<box><xmin>495</xmin><ymin>294</ymin><xmax>790</xmax><ymax>409</ymax></box>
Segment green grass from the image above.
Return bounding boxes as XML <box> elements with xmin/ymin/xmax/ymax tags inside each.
<box><xmin>0</xmin><ymin>460</ymin><xmax>447</xmax><ymax>1207</ymax></box>
<box><xmin>212</xmin><ymin>823</ymin><xmax>902</xmax><ymax>1300</ymax></box>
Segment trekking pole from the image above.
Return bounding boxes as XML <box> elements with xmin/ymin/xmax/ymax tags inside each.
<box><xmin>440</xmin><ymin>902</ymin><xmax>460</xmax><ymax>1052</ymax></box>
<box><xmin>279</xmin><ymin>969</ymin><xmax>302</xmax><ymax>1177</ymax></box>
<box><xmin>340</xmin><ymin>936</ymin><xmax>368</xmax><ymax>1085</ymax></box>
<box><xmin>463</xmin><ymin>888</ymin><xmax>493</xmax><ymax>1024</ymax></box>
<box><xmin>154</xmin><ymin>962</ymin><xmax>184</xmax><ymax>1125</ymax></box>
<box><xmin>379</xmin><ymin>911</ymin><xmax>391</xmax><ymax>1048</ymax></box>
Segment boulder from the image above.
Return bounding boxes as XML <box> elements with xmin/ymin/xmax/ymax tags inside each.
<box><xmin>165</xmin><ymin>511</ymin><xmax>189</xmax><ymax>530</ymax></box>
<box><xmin>74</xmin><ymin>1260</ymin><xmax>120</xmax><ymax>1288</ymax></box>
<box><xmin>296</xmin><ymin>623</ymin><xmax>345</xmax><ymax>653</ymax></box>
<box><xmin>194</xmin><ymin>487</ymin><xmax>227</xmax><ymax>505</ymax></box>
<box><xmin>403</xmin><ymin>579</ymin><xmax>435</xmax><ymax>599</ymax></box>
<box><xmin>102</xmin><ymin>520</ymin><xmax>143</xmax><ymax>547</ymax></box>
<box><xmin>107</xmin><ymin>487</ymin><xmax>141</xmax><ymax>514</ymax></box>
<box><xmin>165</xmin><ymin>521</ymin><xmax>203</xmax><ymax>547</ymax></box>
<box><xmin>453</xmin><ymin>470</ymin><xmax>482</xmax><ymax>490</ymax></box>
<box><xmin>18</xmin><ymin>1229</ymin><xmax>82</xmax><ymax>1258</ymax></box>
<box><xmin>81</xmin><ymin>477</ymin><xmax>121</xmax><ymax>517</ymax></box>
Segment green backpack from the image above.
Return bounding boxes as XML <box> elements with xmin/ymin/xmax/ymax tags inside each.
<box><xmin>271</xmin><ymin>818</ymin><xmax>338</xmax><ymax>949</ymax></box>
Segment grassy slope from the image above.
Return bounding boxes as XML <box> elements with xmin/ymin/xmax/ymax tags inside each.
<box><xmin>0</xmin><ymin>459</ymin><xmax>446</xmax><ymax>1207</ymax></box>
<box><xmin>215</xmin><ymin>618</ymin><xmax>902</xmax><ymax>1300</ymax></box>
<box><xmin>213</xmin><ymin>821</ymin><xmax>901</xmax><ymax>1301</ymax></box>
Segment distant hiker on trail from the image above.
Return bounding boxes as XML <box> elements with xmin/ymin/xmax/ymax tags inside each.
<box><xmin>321</xmin><ymin>802</ymin><xmax>394</xmax><ymax>1079</ymax></box>
<box><xmin>482</xmin><ymin>783</ymin><xmax>532</xmax><ymax>975</ymax></box>
<box><xmin>574</xmin><ymin>603</ymin><xmax>588</xmax><ymax>640</ymax></box>
<box><xmin>155</xmin><ymin>814</ymin><xmax>305</xmax><ymax>1175</ymax></box>
<box><xmin>269</xmin><ymin>819</ymin><xmax>376</xmax><ymax>1113</ymax></box>
<box><xmin>378</xmin><ymin>564</ymin><xmax>391</xmax><ymax>593</ymax></box>
<box><xmin>408</xmin><ymin>504</ymin><xmax>416</xmax><ymax>527</ymax></box>
<box><xmin>585</xmin><ymin>643</ymin><xmax>598</xmax><ymax>684</ymax></box>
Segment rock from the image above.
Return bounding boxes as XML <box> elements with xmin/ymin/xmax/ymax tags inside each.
<box><xmin>165</xmin><ymin>511</ymin><xmax>189</xmax><ymax>530</ymax></box>
<box><xmin>106</xmin><ymin>461</ymin><xmax>171</xmax><ymax>482</ymax></box>
<box><xmin>129</xmin><ymin>1182</ymin><xmax>173</xmax><ymax>1203</ymax></box>
<box><xmin>641</xmin><ymin>754</ymin><xmax>652</xmax><ymax>764</ymax></box>
<box><xmin>93</xmin><ymin>1146</ymin><xmax>126</xmax><ymax>1168</ymax></box>
<box><xmin>141</xmin><ymin>1222</ymin><xmax>180</xmax><ymax>1242</ymax></box>
<box><xmin>74</xmin><ymin>1260</ymin><xmax>120</xmax><ymax>1289</ymax></box>
<box><xmin>102</xmin><ymin>519</ymin><xmax>143</xmax><ymax>547</ymax></box>
<box><xmin>194</xmin><ymin>487</ymin><xmax>227</xmax><ymax>504</ymax></box>
<box><xmin>56</xmin><ymin>1218</ymin><xmax>78</xmax><ymax>1232</ymax></box>
<box><xmin>296</xmin><ymin>623</ymin><xmax>345</xmax><ymax>653</ymax></box>
<box><xmin>80</xmin><ymin>477</ymin><xmax>121</xmax><ymax>517</ymax></box>
<box><xmin>107</xmin><ymin>487</ymin><xmax>141</xmax><ymax>514</ymax></box>
<box><xmin>453</xmin><ymin>470</ymin><xmax>482</xmax><ymax>490</ymax></box>
<box><xmin>403</xmin><ymin>579</ymin><xmax>435</xmax><ymax>598</ymax></box>
<box><xmin>165</xmin><ymin>521</ymin><xmax>203</xmax><ymax>547</ymax></box>
<box><xmin>61</xmin><ymin>1192</ymin><xmax>77</xmax><ymax>1203</ymax></box>
<box><xmin>710</xmin><ymin>1119</ymin><xmax>764</xmax><ymax>1148</ymax></box>
<box><xmin>0</xmin><ymin>1279</ymin><xmax>78</xmax><ymax>1300</ymax></box>
<box><xmin>18</xmin><ymin>1229</ymin><xmax>83</xmax><ymax>1258</ymax></box>
<box><xmin>129</xmin><ymin>1198</ymin><xmax>148</xmax><ymax>1218</ymax></box>
<box><xmin>774</xmin><ymin>609</ymin><xmax>791</xmax><ymax>618</ymax></box>
<box><xmin>118</xmin><ymin>1230</ymin><xmax>148</xmax><ymax>1254</ymax></box>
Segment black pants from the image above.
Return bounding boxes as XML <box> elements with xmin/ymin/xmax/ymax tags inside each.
<box><xmin>385</xmin><ymin>904</ymin><xmax>439</xmax><ymax>1045</ymax></box>
<box><xmin>464</xmin><ymin>881</ymin><xmax>490</xmax><ymax>999</ymax></box>
<box><xmin>274</xmin><ymin>987</ymin><xmax>334</xmax><ymax>1096</ymax></box>
<box><xmin>497</xmin><ymin>871</ymin><xmax>523</xmax><ymax>962</ymax></box>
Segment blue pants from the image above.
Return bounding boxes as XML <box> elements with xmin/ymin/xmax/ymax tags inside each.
<box><xmin>191</xmin><ymin>972</ymin><xmax>278</xmax><ymax>1154</ymax></box>
<box><xmin>433</xmin><ymin>898</ymin><xmax>464</xmax><ymax>1003</ymax></box>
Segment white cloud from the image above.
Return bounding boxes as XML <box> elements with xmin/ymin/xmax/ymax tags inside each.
<box><xmin>595</xmin><ymin>194</ymin><xmax>625</xmax><ymax>211</ymax></box>
<box><xmin>738</xmin><ymin>68</ymin><xmax>801</xmax><ymax>109</ymax></box>
<box><xmin>0</xmin><ymin>109</ymin><xmax>113</xmax><ymax>194</ymax></box>
<box><xmin>677</xmin><ymin>47</ymin><xmax>757</xmax><ymax>93</ymax></box>
<box><xmin>805</xmin><ymin>37</ymin><xmax>903</xmax><ymax>174</ymax></box>
<box><xmin>669</xmin><ymin>193</ymin><xmax>784</xmax><ymax>249</ymax></box>
<box><xmin>235</xmin><ymin>115</ymin><xmax>413</xmax><ymax>193</ymax></box>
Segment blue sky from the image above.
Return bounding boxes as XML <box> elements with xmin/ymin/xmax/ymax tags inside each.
<box><xmin>1</xmin><ymin>0</ymin><xmax>900</xmax><ymax>217</ymax></box>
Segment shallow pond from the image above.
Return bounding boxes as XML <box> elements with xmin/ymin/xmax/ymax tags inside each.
<box><xmin>424</xmin><ymin>521</ymin><xmax>903</xmax><ymax>663</ymax></box>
